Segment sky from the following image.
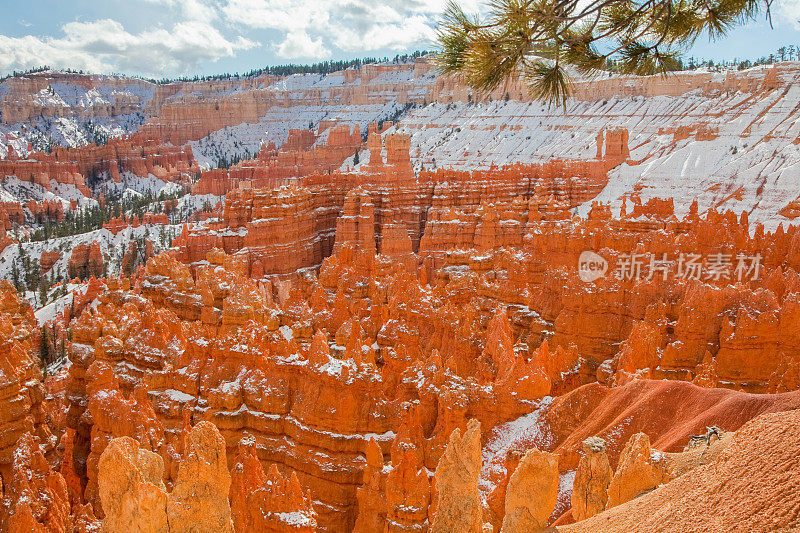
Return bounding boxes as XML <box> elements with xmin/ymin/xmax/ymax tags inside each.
<box><xmin>0</xmin><ymin>0</ymin><xmax>799</xmax><ymax>79</ymax></box>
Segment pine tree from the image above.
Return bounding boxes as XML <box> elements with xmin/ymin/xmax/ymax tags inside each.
<box><xmin>353</xmin><ymin>150</ymin><xmax>360</xmax><ymax>165</ymax></box>
<box><xmin>41</xmin><ymin>326</ymin><xmax>50</xmax><ymax>369</ymax></box>
<box><xmin>38</xmin><ymin>277</ymin><xmax>50</xmax><ymax>307</ymax></box>
<box><xmin>11</xmin><ymin>261</ymin><xmax>20</xmax><ymax>292</ymax></box>
<box><xmin>437</xmin><ymin>0</ymin><xmax>768</xmax><ymax>105</ymax></box>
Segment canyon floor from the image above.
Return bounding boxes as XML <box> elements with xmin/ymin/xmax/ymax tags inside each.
<box><xmin>0</xmin><ymin>58</ymin><xmax>799</xmax><ymax>532</ymax></box>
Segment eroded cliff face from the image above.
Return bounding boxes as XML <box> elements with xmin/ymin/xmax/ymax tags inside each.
<box><xmin>25</xmin><ymin>178</ymin><xmax>799</xmax><ymax>532</ymax></box>
<box><xmin>2</xmin><ymin>60</ymin><xmax>800</xmax><ymax>533</ymax></box>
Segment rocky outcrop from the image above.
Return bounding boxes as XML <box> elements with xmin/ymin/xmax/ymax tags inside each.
<box><xmin>67</xmin><ymin>242</ymin><xmax>104</xmax><ymax>279</ymax></box>
<box><xmin>83</xmin><ymin>361</ymin><xmax>168</xmax><ymax>513</ymax></box>
<box><xmin>0</xmin><ymin>72</ymin><xmax>157</xmax><ymax>125</ymax></box>
<box><xmin>19</xmin><ymin>195</ymin><xmax>800</xmax><ymax>532</ymax></box>
<box><xmin>352</xmin><ymin>439</ymin><xmax>387</xmax><ymax>532</ymax></box>
<box><xmin>98</xmin><ymin>421</ymin><xmax>233</xmax><ymax>532</ymax></box>
<box><xmin>606</xmin><ymin>433</ymin><xmax>659</xmax><ymax>509</ymax></box>
<box><xmin>571</xmin><ymin>437</ymin><xmax>612</xmax><ymax>521</ymax></box>
<box><xmin>230</xmin><ymin>437</ymin><xmax>317</xmax><ymax>532</ymax></box>
<box><xmin>28</xmin><ymin>199</ymin><xmax>64</xmax><ymax>222</ymax></box>
<box><xmin>39</xmin><ymin>250</ymin><xmax>61</xmax><ymax>275</ymax></box>
<box><xmin>167</xmin><ymin>421</ymin><xmax>234</xmax><ymax>532</ymax></box>
<box><xmin>0</xmin><ymin>433</ymin><xmax>77</xmax><ymax>533</ymax></box>
<box><xmin>559</xmin><ymin>409</ymin><xmax>800</xmax><ymax>532</ymax></box>
<box><xmin>0</xmin><ymin>136</ymin><xmax>197</xmax><ymax>195</ymax></box>
<box><xmin>0</xmin><ymin>281</ymin><xmax>54</xmax><ymax>470</ymax></box>
<box><xmin>499</xmin><ymin>447</ymin><xmax>558</xmax><ymax>533</ymax></box>
<box><xmin>192</xmin><ymin>125</ymin><xmax>363</xmax><ymax>196</ymax></box>
<box><xmin>430</xmin><ymin>419</ymin><xmax>482</xmax><ymax>533</ymax></box>
<box><xmin>97</xmin><ymin>435</ymin><xmax>170</xmax><ymax>532</ymax></box>
<box><xmin>6</xmin><ymin>58</ymin><xmax>800</xmax><ymax>533</ymax></box>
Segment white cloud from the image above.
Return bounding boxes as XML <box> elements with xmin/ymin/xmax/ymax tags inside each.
<box><xmin>0</xmin><ymin>18</ymin><xmax>256</xmax><ymax>77</ymax></box>
<box><xmin>142</xmin><ymin>0</ymin><xmax>220</xmax><ymax>24</ymax></box>
<box><xmin>0</xmin><ymin>0</ymin><xmax>479</xmax><ymax>76</ymax></box>
<box><xmin>331</xmin><ymin>14</ymin><xmax>436</xmax><ymax>52</ymax></box>
<box><xmin>219</xmin><ymin>0</ymin><xmax>474</xmax><ymax>59</ymax></box>
<box><xmin>776</xmin><ymin>0</ymin><xmax>800</xmax><ymax>28</ymax></box>
<box><xmin>276</xmin><ymin>30</ymin><xmax>331</xmax><ymax>59</ymax></box>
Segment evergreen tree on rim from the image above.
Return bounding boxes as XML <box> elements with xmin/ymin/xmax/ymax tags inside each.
<box><xmin>436</xmin><ymin>0</ymin><xmax>771</xmax><ymax>105</ymax></box>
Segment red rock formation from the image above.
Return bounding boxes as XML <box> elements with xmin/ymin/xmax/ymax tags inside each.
<box><xmin>571</xmin><ymin>437</ymin><xmax>612</xmax><ymax>521</ymax></box>
<box><xmin>0</xmin><ymin>135</ymin><xmax>198</xmax><ymax>195</ymax></box>
<box><xmin>0</xmin><ymin>72</ymin><xmax>157</xmax><ymax>125</ymax></box>
<box><xmin>353</xmin><ymin>439</ymin><xmax>388</xmax><ymax>532</ymax></box>
<box><xmin>230</xmin><ymin>438</ymin><xmax>317</xmax><ymax>532</ymax></box>
<box><xmin>96</xmin><ymin>435</ymin><xmax>169</xmax><ymax>531</ymax></box>
<box><xmin>540</xmin><ymin>380</ymin><xmax>800</xmax><ymax>473</ymax></box>
<box><xmin>98</xmin><ymin>421</ymin><xmax>234</xmax><ymax>532</ymax></box>
<box><xmin>7</xmin><ymin>60</ymin><xmax>800</xmax><ymax>533</ymax></box>
<box><xmin>606</xmin><ymin>432</ymin><xmax>659</xmax><ymax>508</ymax></box>
<box><xmin>82</xmin><ymin>361</ymin><xmax>169</xmax><ymax>513</ymax></box>
<box><xmin>430</xmin><ymin>419</ymin><xmax>482</xmax><ymax>533</ymax></box>
<box><xmin>0</xmin><ymin>202</ymin><xmax>23</xmax><ymax>232</ymax></box>
<box><xmin>11</xmin><ymin>130</ymin><xmax>800</xmax><ymax>532</ymax></box>
<box><xmin>0</xmin><ymin>433</ymin><xmax>77</xmax><ymax>533</ymax></box>
<box><xmin>0</xmin><ymin>281</ymin><xmax>54</xmax><ymax>471</ymax></box>
<box><xmin>560</xmin><ymin>409</ymin><xmax>800</xmax><ymax>532</ymax></box>
<box><xmin>168</xmin><ymin>421</ymin><xmax>234</xmax><ymax>531</ymax></box>
<box><xmin>28</xmin><ymin>199</ymin><xmax>65</xmax><ymax>222</ymax></box>
<box><xmin>39</xmin><ymin>250</ymin><xmax>61</xmax><ymax>275</ymax></box>
<box><xmin>500</xmin><ymin>447</ymin><xmax>559</xmax><ymax>532</ymax></box>
<box><xmin>103</xmin><ymin>213</ymin><xmax>169</xmax><ymax>235</ymax></box>
<box><xmin>383</xmin><ymin>403</ymin><xmax>432</xmax><ymax>532</ymax></box>
<box><xmin>192</xmin><ymin>124</ymin><xmax>364</xmax><ymax>196</ymax></box>
<box><xmin>67</xmin><ymin>242</ymin><xmax>104</xmax><ymax>279</ymax></box>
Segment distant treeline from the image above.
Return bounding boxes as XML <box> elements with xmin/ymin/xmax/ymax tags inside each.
<box><xmin>604</xmin><ymin>46</ymin><xmax>800</xmax><ymax>73</ymax></box>
<box><xmin>6</xmin><ymin>46</ymin><xmax>800</xmax><ymax>85</ymax></box>
<box><xmin>144</xmin><ymin>51</ymin><xmax>429</xmax><ymax>84</ymax></box>
<box><xmin>0</xmin><ymin>65</ymin><xmax>53</xmax><ymax>81</ymax></box>
<box><xmin>0</xmin><ymin>52</ymin><xmax>430</xmax><ymax>85</ymax></box>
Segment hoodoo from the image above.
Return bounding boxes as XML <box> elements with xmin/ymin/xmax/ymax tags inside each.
<box><xmin>1</xmin><ymin>2</ymin><xmax>799</xmax><ymax>530</ymax></box>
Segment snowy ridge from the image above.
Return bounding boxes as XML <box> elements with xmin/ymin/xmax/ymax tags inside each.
<box><xmin>0</xmin><ymin>223</ymin><xmax>182</xmax><ymax>307</ymax></box>
<box><xmin>393</xmin><ymin>66</ymin><xmax>800</xmax><ymax>228</ymax></box>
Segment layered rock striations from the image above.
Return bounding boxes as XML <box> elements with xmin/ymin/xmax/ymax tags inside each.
<box><xmin>0</xmin><ymin>136</ymin><xmax>198</xmax><ymax>195</ymax></box>
<box><xmin>8</xmin><ymin>160</ymin><xmax>800</xmax><ymax>531</ymax></box>
<box><xmin>5</xmin><ymin>60</ymin><xmax>800</xmax><ymax>533</ymax></box>
<box><xmin>0</xmin><ymin>282</ymin><xmax>54</xmax><ymax>471</ymax></box>
<box><xmin>192</xmin><ymin>125</ymin><xmax>363</xmax><ymax>196</ymax></box>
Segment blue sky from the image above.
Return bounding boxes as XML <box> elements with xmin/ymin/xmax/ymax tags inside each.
<box><xmin>0</xmin><ymin>0</ymin><xmax>799</xmax><ymax>78</ymax></box>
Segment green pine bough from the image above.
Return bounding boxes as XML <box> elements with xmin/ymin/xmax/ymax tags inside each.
<box><xmin>435</xmin><ymin>0</ymin><xmax>771</xmax><ymax>105</ymax></box>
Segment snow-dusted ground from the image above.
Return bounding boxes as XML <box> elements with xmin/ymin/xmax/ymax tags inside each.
<box><xmin>0</xmin><ymin>112</ymin><xmax>147</xmax><ymax>157</ymax></box>
<box><xmin>1</xmin><ymin>176</ymin><xmax>98</xmax><ymax>214</ymax></box>
<box><xmin>3</xmin><ymin>63</ymin><xmax>800</xmax><ymax>305</ymax></box>
<box><xmin>0</xmin><ymin>72</ymin><xmax>154</xmax><ymax>155</ymax></box>
<box><xmin>394</xmin><ymin>67</ymin><xmax>800</xmax><ymax>229</ymax></box>
<box><xmin>479</xmin><ymin>396</ymin><xmax>554</xmax><ymax>500</ymax></box>
<box><xmin>477</xmin><ymin>396</ymin><xmax>576</xmax><ymax>518</ymax></box>
<box><xmin>5</xmin><ymin>63</ymin><xmax>800</xmax><ymax>232</ymax></box>
<box><xmin>34</xmin><ymin>282</ymin><xmax>82</xmax><ymax>325</ymax></box>
<box><xmin>10</xmin><ymin>62</ymin><xmax>796</xmax><ymax>231</ymax></box>
<box><xmin>189</xmin><ymin>100</ymin><xmax>410</xmax><ymax>168</ymax></box>
<box><xmin>97</xmin><ymin>171</ymin><xmax>172</xmax><ymax>197</ymax></box>
<box><xmin>175</xmin><ymin>193</ymin><xmax>221</xmax><ymax>214</ymax></box>
<box><xmin>0</xmin><ymin>223</ymin><xmax>182</xmax><ymax>308</ymax></box>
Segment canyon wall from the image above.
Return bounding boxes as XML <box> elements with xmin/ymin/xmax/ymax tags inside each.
<box><xmin>3</xmin><ymin>59</ymin><xmax>800</xmax><ymax>533</ymax></box>
<box><xmin>34</xmin><ymin>175</ymin><xmax>800</xmax><ymax>531</ymax></box>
